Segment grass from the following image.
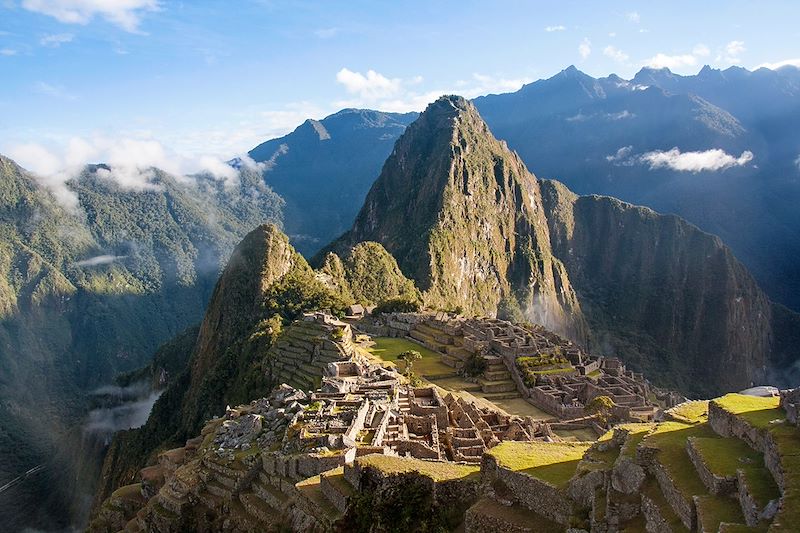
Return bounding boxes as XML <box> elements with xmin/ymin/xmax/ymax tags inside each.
<box><xmin>487</xmin><ymin>441</ymin><xmax>591</xmax><ymax>488</ymax></box>
<box><xmin>322</xmin><ymin>467</ymin><xmax>354</xmax><ymax>497</ymax></box>
<box><xmin>695</xmin><ymin>494</ymin><xmax>746</xmax><ymax>532</ymax></box>
<box><xmin>369</xmin><ymin>336</ymin><xmax>453</xmax><ymax>377</ymax></box>
<box><xmin>642</xmin><ymin>421</ymin><xmax>715</xmax><ymax>498</ymax></box>
<box><xmin>691</xmin><ymin>436</ymin><xmax>780</xmax><ymax>507</ymax></box>
<box><xmin>641</xmin><ymin>479</ymin><xmax>689</xmax><ymax>532</ymax></box>
<box><xmin>620</xmin><ymin>423</ymin><xmax>655</xmax><ymax>458</ymax></box>
<box><xmin>713</xmin><ymin>394</ymin><xmax>800</xmax><ymax>531</ymax></box>
<box><xmin>468</xmin><ymin>497</ymin><xmax>564</xmax><ymax>532</ymax></box>
<box><xmin>713</xmin><ymin>394</ymin><xmax>782</xmax><ymax>429</ymax></box>
<box><xmin>666</xmin><ymin>400</ymin><xmax>709</xmax><ymax>425</ymax></box>
<box><xmin>357</xmin><ymin>454</ymin><xmax>480</xmax><ymax>482</ymax></box>
<box><xmin>554</xmin><ymin>427</ymin><xmax>598</xmax><ymax>442</ymax></box>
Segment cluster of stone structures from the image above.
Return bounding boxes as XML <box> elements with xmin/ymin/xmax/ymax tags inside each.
<box><xmin>296</xmin><ymin>355</ymin><xmax>544</xmax><ymax>464</ymax></box>
<box><xmin>366</xmin><ymin>312</ymin><xmax>677</xmax><ymax>423</ymax></box>
<box><xmin>89</xmin><ymin>310</ymin><xmax>800</xmax><ymax>532</ymax></box>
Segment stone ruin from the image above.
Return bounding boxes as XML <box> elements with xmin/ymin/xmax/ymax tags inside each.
<box><xmin>396</xmin><ymin>311</ymin><xmax>676</xmax><ymax>424</ymax></box>
<box><xmin>292</xmin><ymin>352</ymin><xmax>546</xmax><ymax>464</ymax></box>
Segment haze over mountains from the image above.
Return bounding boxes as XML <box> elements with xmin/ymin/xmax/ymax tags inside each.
<box><xmin>249</xmin><ymin>64</ymin><xmax>800</xmax><ymax>312</ymax></box>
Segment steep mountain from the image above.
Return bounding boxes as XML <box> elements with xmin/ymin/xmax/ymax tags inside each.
<box><xmin>0</xmin><ymin>156</ymin><xmax>283</xmax><ymax>531</ymax></box>
<box><xmin>327</xmin><ymin>95</ymin><xmax>800</xmax><ymax>397</ymax></box>
<box><xmin>324</xmin><ymin>96</ymin><xmax>585</xmax><ymax>339</ymax></box>
<box><xmin>539</xmin><ymin>179</ymin><xmax>780</xmax><ymax>395</ymax></box>
<box><xmin>93</xmin><ymin>224</ymin><xmax>359</xmax><ymax>505</ymax></box>
<box><xmin>247</xmin><ymin>108</ymin><xmax>418</xmax><ymax>255</ymax></box>
<box><xmin>474</xmin><ymin>65</ymin><xmax>800</xmax><ymax>310</ymax></box>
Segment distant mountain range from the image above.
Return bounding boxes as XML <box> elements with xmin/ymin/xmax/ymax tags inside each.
<box><xmin>246</xmin><ymin>109</ymin><xmax>417</xmax><ymax>255</ymax></box>
<box><xmin>248</xmin><ymin>65</ymin><xmax>800</xmax><ymax>311</ymax></box>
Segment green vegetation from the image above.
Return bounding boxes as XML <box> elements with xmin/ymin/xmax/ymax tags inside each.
<box><xmin>357</xmin><ymin>454</ymin><xmax>480</xmax><ymax>482</ymax></box>
<box><xmin>691</xmin><ymin>436</ymin><xmax>780</xmax><ymax>507</ymax></box>
<box><xmin>713</xmin><ymin>394</ymin><xmax>782</xmax><ymax>429</ymax></box>
<box><xmin>642</xmin><ymin>421</ymin><xmax>716</xmax><ymax>498</ymax></box>
<box><xmin>586</xmin><ymin>395</ymin><xmax>616</xmax><ymax>426</ymax></box>
<box><xmin>368</xmin><ymin>337</ymin><xmax>452</xmax><ymax>377</ymax></box>
<box><xmin>515</xmin><ymin>354</ymin><xmax>574</xmax><ymax>387</ymax></box>
<box><xmin>695</xmin><ymin>495</ymin><xmax>746</xmax><ymax>532</ymax></box>
<box><xmin>372</xmin><ymin>293</ymin><xmax>422</xmax><ymax>314</ymax></box>
<box><xmin>488</xmin><ymin>441</ymin><xmax>592</xmax><ymax>488</ymax></box>
<box><xmin>397</xmin><ymin>350</ymin><xmax>422</xmax><ymax>376</ymax></box>
<box><xmin>666</xmin><ymin>401</ymin><xmax>709</xmax><ymax>425</ymax></box>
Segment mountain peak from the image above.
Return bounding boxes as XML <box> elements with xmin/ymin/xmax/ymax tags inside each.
<box><xmin>326</xmin><ymin>96</ymin><xmax>584</xmax><ymax>335</ymax></box>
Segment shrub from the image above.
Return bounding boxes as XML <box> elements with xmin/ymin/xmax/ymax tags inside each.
<box><xmin>373</xmin><ymin>293</ymin><xmax>421</xmax><ymax>314</ymax></box>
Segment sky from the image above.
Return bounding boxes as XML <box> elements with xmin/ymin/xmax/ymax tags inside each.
<box><xmin>0</xmin><ymin>0</ymin><xmax>798</xmax><ymax>178</ymax></box>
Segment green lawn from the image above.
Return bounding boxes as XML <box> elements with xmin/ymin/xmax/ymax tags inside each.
<box><xmin>642</xmin><ymin>421</ymin><xmax>715</xmax><ymax>498</ymax></box>
<box><xmin>691</xmin><ymin>436</ymin><xmax>780</xmax><ymax>508</ymax></box>
<box><xmin>666</xmin><ymin>400</ymin><xmax>709</xmax><ymax>425</ymax></box>
<box><xmin>368</xmin><ymin>336</ymin><xmax>454</xmax><ymax>377</ymax></box>
<box><xmin>357</xmin><ymin>454</ymin><xmax>480</xmax><ymax>482</ymax></box>
<box><xmin>488</xmin><ymin>441</ymin><xmax>591</xmax><ymax>488</ymax></box>
<box><xmin>695</xmin><ymin>494</ymin><xmax>746</xmax><ymax>532</ymax></box>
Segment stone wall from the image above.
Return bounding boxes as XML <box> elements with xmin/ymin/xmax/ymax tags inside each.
<box><xmin>686</xmin><ymin>437</ymin><xmax>737</xmax><ymax>495</ymax></box>
<box><xmin>480</xmin><ymin>453</ymin><xmax>574</xmax><ymax>525</ymax></box>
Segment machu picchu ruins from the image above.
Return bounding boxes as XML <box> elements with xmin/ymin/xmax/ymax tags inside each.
<box><xmin>88</xmin><ymin>309</ymin><xmax>800</xmax><ymax>532</ymax></box>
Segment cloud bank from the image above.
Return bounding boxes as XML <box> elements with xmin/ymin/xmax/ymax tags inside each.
<box><xmin>3</xmin><ymin>136</ymin><xmax>239</xmax><ymax>209</ymax></box>
<box><xmin>640</xmin><ymin>148</ymin><xmax>754</xmax><ymax>173</ymax></box>
<box><xmin>74</xmin><ymin>255</ymin><xmax>127</xmax><ymax>267</ymax></box>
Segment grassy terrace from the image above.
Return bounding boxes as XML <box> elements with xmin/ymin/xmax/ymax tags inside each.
<box><xmin>357</xmin><ymin>454</ymin><xmax>480</xmax><ymax>482</ymax></box>
<box><xmin>666</xmin><ymin>400</ymin><xmax>710</xmax><ymax>425</ymax></box>
<box><xmin>488</xmin><ymin>441</ymin><xmax>592</xmax><ymax>488</ymax></box>
<box><xmin>642</xmin><ymin>421</ymin><xmax>716</xmax><ymax>498</ymax></box>
<box><xmin>691</xmin><ymin>436</ymin><xmax>780</xmax><ymax>507</ymax></box>
<box><xmin>469</xmin><ymin>497</ymin><xmax>564</xmax><ymax>533</ymax></box>
<box><xmin>695</xmin><ymin>495</ymin><xmax>746</xmax><ymax>532</ymax></box>
<box><xmin>641</xmin><ymin>479</ymin><xmax>689</xmax><ymax>532</ymax></box>
<box><xmin>368</xmin><ymin>336</ymin><xmax>454</xmax><ymax>377</ymax></box>
<box><xmin>712</xmin><ymin>394</ymin><xmax>800</xmax><ymax>531</ymax></box>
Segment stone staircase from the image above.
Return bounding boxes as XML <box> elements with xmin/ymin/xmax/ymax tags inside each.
<box><xmin>478</xmin><ymin>356</ymin><xmax>520</xmax><ymax>400</ymax></box>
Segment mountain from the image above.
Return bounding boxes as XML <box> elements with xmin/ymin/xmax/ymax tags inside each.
<box><xmin>474</xmin><ymin>65</ymin><xmax>800</xmax><ymax>311</ymax></box>
<box><xmin>93</xmin><ymin>225</ymin><xmax>416</xmax><ymax>506</ymax></box>
<box><xmin>326</xmin><ymin>95</ymin><xmax>800</xmax><ymax>396</ymax></box>
<box><xmin>324</xmin><ymin>96</ymin><xmax>585</xmax><ymax>339</ymax></box>
<box><xmin>0</xmin><ymin>156</ymin><xmax>283</xmax><ymax>531</ymax></box>
<box><xmin>247</xmin><ymin>108</ymin><xmax>418</xmax><ymax>255</ymax></box>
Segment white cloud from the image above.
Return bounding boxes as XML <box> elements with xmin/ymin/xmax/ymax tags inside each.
<box><xmin>20</xmin><ymin>0</ymin><xmax>159</xmax><ymax>33</ymax></box>
<box><xmin>693</xmin><ymin>44</ymin><xmax>710</xmax><ymax>57</ymax></box>
<box><xmin>578</xmin><ymin>38</ymin><xmax>591</xmax><ymax>59</ymax></box>
<box><xmin>74</xmin><ymin>254</ymin><xmax>126</xmax><ymax>267</ymax></box>
<box><xmin>544</xmin><ymin>25</ymin><xmax>565</xmax><ymax>32</ymax></box>
<box><xmin>336</xmin><ymin>68</ymin><xmax>403</xmax><ymax>100</ymax></box>
<box><xmin>606</xmin><ymin>145</ymin><xmax>633</xmax><ymax>162</ymax></box>
<box><xmin>603</xmin><ymin>45</ymin><xmax>629</xmax><ymax>63</ymax></box>
<box><xmin>0</xmin><ymin>48</ymin><xmax>17</xmax><ymax>56</ymax></box>
<box><xmin>34</xmin><ymin>81</ymin><xmax>76</xmax><ymax>100</ymax></box>
<box><xmin>640</xmin><ymin>148</ymin><xmax>753</xmax><ymax>173</ymax></box>
<box><xmin>755</xmin><ymin>58</ymin><xmax>800</xmax><ymax>70</ymax></box>
<box><xmin>644</xmin><ymin>53</ymin><xmax>697</xmax><ymax>70</ymax></box>
<box><xmin>725</xmin><ymin>40</ymin><xmax>746</xmax><ymax>58</ymax></box>
<box><xmin>795</xmin><ymin>154</ymin><xmax>800</xmax><ymax>170</ymax></box>
<box><xmin>40</xmin><ymin>32</ymin><xmax>73</xmax><ymax>47</ymax></box>
<box><xmin>3</xmin><ymin>136</ymin><xmax>241</xmax><ymax>209</ymax></box>
<box><xmin>626</xmin><ymin>11</ymin><xmax>640</xmax><ymax>23</ymax></box>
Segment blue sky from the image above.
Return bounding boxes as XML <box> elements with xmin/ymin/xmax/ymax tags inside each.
<box><xmin>1</xmin><ymin>0</ymin><xmax>798</xmax><ymax>177</ymax></box>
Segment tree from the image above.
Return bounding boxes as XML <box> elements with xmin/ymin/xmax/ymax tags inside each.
<box><xmin>586</xmin><ymin>395</ymin><xmax>615</xmax><ymax>427</ymax></box>
<box><xmin>397</xmin><ymin>350</ymin><xmax>422</xmax><ymax>377</ymax></box>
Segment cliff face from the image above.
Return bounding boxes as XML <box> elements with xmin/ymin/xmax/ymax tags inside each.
<box><xmin>329</xmin><ymin>96</ymin><xmax>584</xmax><ymax>338</ymax></box>
<box><xmin>539</xmin><ymin>179</ymin><xmax>782</xmax><ymax>395</ymax></box>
